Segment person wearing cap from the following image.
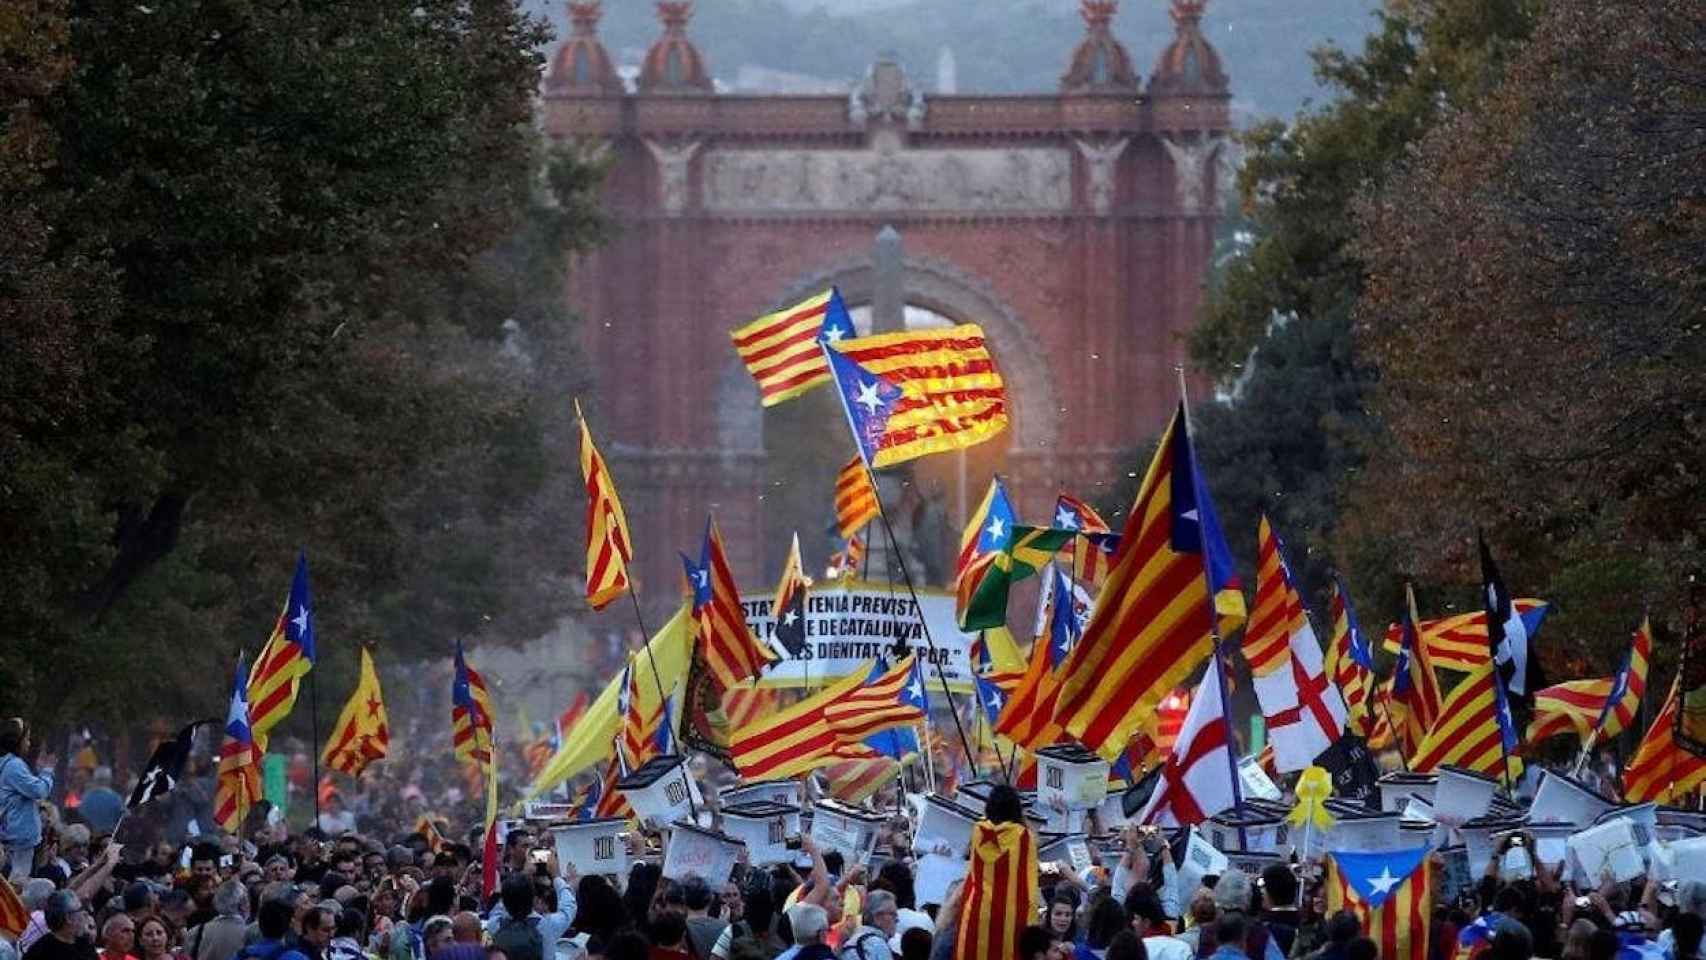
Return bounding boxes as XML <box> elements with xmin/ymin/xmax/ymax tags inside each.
<box><xmin>777</xmin><ymin>903</ymin><xmax>834</xmax><ymax>960</ymax></box>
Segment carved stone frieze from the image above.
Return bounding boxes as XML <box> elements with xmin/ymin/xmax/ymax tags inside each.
<box><xmin>701</xmin><ymin>145</ymin><xmax>1072</xmax><ymax>213</ymax></box>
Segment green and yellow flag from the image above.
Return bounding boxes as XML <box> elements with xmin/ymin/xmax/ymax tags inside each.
<box><xmin>958</xmin><ymin>526</ymin><xmax>1076</xmax><ymax>629</ymax></box>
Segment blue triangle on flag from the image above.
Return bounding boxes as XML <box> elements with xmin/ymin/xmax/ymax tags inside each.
<box><xmin>1329</xmin><ymin>847</ymin><xmax>1430</xmax><ymax>909</ymax></box>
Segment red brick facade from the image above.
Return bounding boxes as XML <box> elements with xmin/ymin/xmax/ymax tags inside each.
<box><xmin>544</xmin><ymin>1</ymin><xmax>1231</xmax><ymax>606</ymax></box>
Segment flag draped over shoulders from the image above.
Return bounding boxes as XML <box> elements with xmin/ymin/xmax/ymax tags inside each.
<box><xmin>953</xmin><ymin>820</ymin><xmax>1040</xmax><ymax>960</ymax></box>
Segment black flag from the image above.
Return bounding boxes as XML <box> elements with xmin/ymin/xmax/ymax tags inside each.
<box><xmin>128</xmin><ymin>720</ymin><xmax>209</xmax><ymax>810</ymax></box>
<box><xmin>1480</xmin><ymin>531</ymin><xmax>1542</xmax><ymax>701</ymax></box>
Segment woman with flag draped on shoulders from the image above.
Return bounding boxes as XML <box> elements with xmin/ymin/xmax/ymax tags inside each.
<box><xmin>927</xmin><ymin>784</ymin><xmax>1037</xmax><ymax>960</ymax></box>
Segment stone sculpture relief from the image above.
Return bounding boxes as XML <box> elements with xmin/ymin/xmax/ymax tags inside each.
<box><xmin>645</xmin><ymin>138</ymin><xmax>701</xmax><ymax>215</ymax></box>
<box><xmin>1073</xmin><ymin>137</ymin><xmax>1129</xmax><ymax>215</ymax></box>
<box><xmin>701</xmin><ymin>145</ymin><xmax>1072</xmax><ymax>213</ymax></box>
<box><xmin>1160</xmin><ymin>134</ymin><xmax>1224</xmax><ymax>215</ymax></box>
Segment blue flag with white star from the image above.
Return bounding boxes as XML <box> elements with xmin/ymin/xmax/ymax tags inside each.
<box><xmin>824</xmin><ymin>344</ymin><xmax>905</xmax><ymax>466</ymax></box>
<box><xmin>286</xmin><ymin>550</ymin><xmax>317</xmax><ymax>662</ymax></box>
<box><xmin>974</xmin><ymin>673</ymin><xmax>1008</xmax><ymax>727</ymax></box>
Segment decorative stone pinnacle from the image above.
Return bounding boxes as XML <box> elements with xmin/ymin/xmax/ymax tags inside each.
<box><xmin>657</xmin><ymin>1</ymin><xmax>693</xmax><ymax>30</ymax></box>
<box><xmin>1172</xmin><ymin>0</ymin><xmax>1207</xmax><ymax>25</ymax></box>
<box><xmin>567</xmin><ymin>1</ymin><xmax>601</xmax><ymax>34</ymax></box>
<box><xmin>1081</xmin><ymin>0</ymin><xmax>1118</xmax><ymax>28</ymax></box>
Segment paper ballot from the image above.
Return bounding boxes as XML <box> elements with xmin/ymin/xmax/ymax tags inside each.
<box><xmin>1176</xmin><ymin>828</ymin><xmax>1230</xmax><ymax>911</ymax></box>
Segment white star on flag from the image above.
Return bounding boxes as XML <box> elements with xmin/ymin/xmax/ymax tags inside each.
<box><xmin>694</xmin><ymin>569</ymin><xmax>709</xmax><ymax>588</ymax></box>
<box><xmin>985</xmin><ymin>688</ymin><xmax>1004</xmax><ymax>711</ymax></box>
<box><xmin>1366</xmin><ymin>867</ymin><xmax>1402</xmax><ymax>897</ymax></box>
<box><xmin>906</xmin><ymin>673</ymin><xmax>925</xmax><ymax>704</ymax></box>
<box><xmin>782</xmin><ymin>609</ymin><xmax>799</xmax><ymax>627</ymax></box>
<box><xmin>854</xmin><ymin>380</ymin><xmax>884</xmax><ymax>414</ymax></box>
<box><xmin>291</xmin><ymin>604</ymin><xmax>310</xmax><ymax>636</ymax></box>
<box><xmin>824</xmin><ymin>326</ymin><xmax>846</xmax><ymax>342</ymax></box>
<box><xmin>1055</xmin><ymin>507</ymin><xmax>1078</xmax><ymax>529</ymax></box>
<box><xmin>985</xmin><ymin>517</ymin><xmax>1005</xmax><ymax>540</ymax></box>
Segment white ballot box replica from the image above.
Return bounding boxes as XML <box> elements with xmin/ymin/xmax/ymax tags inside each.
<box><xmin>550</xmin><ymin>818</ymin><xmax>629</xmax><ymax>878</ymax></box>
<box><xmin>1569</xmin><ymin>817</ymin><xmax>1647</xmax><ymax>885</ymax></box>
<box><xmin>1459</xmin><ymin>817</ymin><xmax>1525</xmax><ymax>876</ymax></box>
<box><xmin>1207</xmin><ymin>807</ymin><xmax>1292</xmax><ymax>857</ymax></box>
<box><xmin>1377</xmin><ymin>772</ymin><xmax>1437</xmax><ymax>813</ymax></box>
<box><xmin>1039</xmin><ymin>833</ymin><xmax>1095</xmax><ymax>875</ymax></box>
<box><xmin>1038</xmin><ymin>745</ymin><xmax>1110</xmax><ymax>812</ymax></box>
<box><xmin>1658</xmin><ymin>808</ymin><xmax>1706</xmax><ymax>842</ymax></box>
<box><xmin>1328</xmin><ymin>810</ymin><xmax>1403</xmax><ymax>853</ymax></box>
<box><xmin>1238</xmin><ymin>757</ymin><xmax>1283</xmax><ymax>803</ymax></box>
<box><xmin>523</xmin><ymin>801</ymin><xmax>578</xmax><ymax>823</ymax></box>
<box><xmin>1434</xmin><ymin>765</ymin><xmax>1500</xmax><ymax>824</ymax></box>
<box><xmin>723</xmin><ymin>780</ymin><xmax>802</xmax><ymax>814</ymax></box>
<box><xmin>1176</xmin><ymin>828</ymin><xmax>1231</xmax><ymax>909</ymax></box>
<box><xmin>617</xmin><ymin>755</ymin><xmax>702</xmax><ymax>830</ymax></box>
<box><xmin>955</xmin><ymin>780</ymin><xmax>998</xmax><ymax>816</ymax></box>
<box><xmin>810</xmin><ymin>799</ymin><xmax>887</xmax><ymax>865</ymax></box>
<box><xmin>1530</xmin><ymin>769</ymin><xmax>1616</xmax><ymax>826</ymax></box>
<box><xmin>915</xmin><ymin>795</ymin><xmax>980</xmax><ymax>861</ymax></box>
<box><xmin>662</xmin><ymin>821</ymin><xmax>745</xmax><ymax>885</ymax></box>
<box><xmin>720</xmin><ymin>801</ymin><xmax>798</xmax><ymax>867</ymax></box>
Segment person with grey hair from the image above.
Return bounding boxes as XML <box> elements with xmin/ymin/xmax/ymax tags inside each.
<box><xmin>776</xmin><ymin>903</ymin><xmax>832</xmax><ymax>960</ymax></box>
<box><xmin>25</xmin><ymin>890</ymin><xmax>96</xmax><ymax>960</ymax></box>
<box><xmin>18</xmin><ymin>878</ymin><xmax>62</xmax><ymax>952</ymax></box>
<box><xmin>838</xmin><ymin>890</ymin><xmax>898</xmax><ymax>960</ymax></box>
<box><xmin>186</xmin><ymin>881</ymin><xmax>248</xmax><ymax>960</ymax></box>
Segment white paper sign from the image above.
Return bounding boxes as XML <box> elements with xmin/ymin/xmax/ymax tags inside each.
<box><xmin>1238</xmin><ymin>757</ymin><xmax>1283</xmax><ymax>802</ymax></box>
<box><xmin>914</xmin><ymin>852</ymin><xmax>968</xmax><ymax>907</ymax></box>
<box><xmin>1067</xmin><ymin>839</ymin><xmax>1092</xmax><ymax>875</ymax></box>
<box><xmin>742</xmin><ymin>582</ymin><xmax>977</xmax><ymax>691</ymax></box>
<box><xmin>1568</xmin><ymin>818</ymin><xmax>1646</xmax><ymax>885</ymax></box>
<box><xmin>1176</xmin><ymin>828</ymin><xmax>1230</xmax><ymax>909</ymax></box>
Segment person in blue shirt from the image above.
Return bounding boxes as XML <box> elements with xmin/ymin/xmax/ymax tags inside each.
<box><xmin>0</xmin><ymin>718</ymin><xmax>55</xmax><ymax>883</ymax></box>
<box><xmin>237</xmin><ymin>900</ymin><xmax>311</xmax><ymax>960</ymax></box>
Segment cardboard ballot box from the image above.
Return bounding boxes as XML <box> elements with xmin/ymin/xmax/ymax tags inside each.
<box><xmin>616</xmin><ymin>755</ymin><xmax>702</xmax><ymax>830</ymax></box>
<box><xmin>1327</xmin><ymin>810</ymin><xmax>1403</xmax><ymax>853</ymax></box>
<box><xmin>914</xmin><ymin>795</ymin><xmax>980</xmax><ymax>861</ymax></box>
<box><xmin>1377</xmin><ymin>772</ymin><xmax>1437</xmax><ymax>813</ymax></box>
<box><xmin>723</xmin><ymin>780</ymin><xmax>802</xmax><ymax>812</ymax></box>
<box><xmin>810</xmin><ymin>799</ymin><xmax>887</xmax><ymax>865</ymax></box>
<box><xmin>1568</xmin><ymin>817</ymin><xmax>1646</xmax><ymax>885</ymax></box>
<box><xmin>720</xmin><ymin>801</ymin><xmax>798</xmax><ymax>867</ymax></box>
<box><xmin>1434</xmin><ymin>765</ymin><xmax>1500</xmax><ymax>824</ymax></box>
<box><xmin>955</xmin><ymin>780</ymin><xmax>998</xmax><ymax>816</ymax></box>
<box><xmin>662</xmin><ymin>821</ymin><xmax>746</xmax><ymax>885</ymax></box>
<box><xmin>1037</xmin><ymin>745</ymin><xmax>1110</xmax><ymax>812</ymax></box>
<box><xmin>549</xmin><ymin>818</ymin><xmax>629</xmax><ymax>879</ymax></box>
<box><xmin>1530</xmin><ymin>769</ymin><xmax>1616</xmax><ymax>827</ymax></box>
<box><xmin>1039</xmin><ymin>832</ymin><xmax>1094</xmax><ymax>874</ymax></box>
<box><xmin>1459</xmin><ymin>816</ymin><xmax>1526</xmax><ymax>876</ymax></box>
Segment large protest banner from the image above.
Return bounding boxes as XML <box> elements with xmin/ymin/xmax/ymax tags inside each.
<box><xmin>741</xmin><ymin>580</ymin><xmax>978</xmax><ymax>692</ymax></box>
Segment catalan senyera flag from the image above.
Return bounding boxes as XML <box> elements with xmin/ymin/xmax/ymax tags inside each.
<box><xmin>1387</xmin><ymin>584</ymin><xmax>1443</xmax><ymax>759</ymax></box>
<box><xmin>0</xmin><ymin>873</ymin><xmax>29</xmax><ymax>938</ymax></box>
<box><xmin>731</xmin><ymin>288</ymin><xmax>857</xmax><ymax>407</ymax></box>
<box><xmin>1623</xmin><ymin>675</ymin><xmax>1706</xmax><ymax>804</ymax></box>
<box><xmin>1409</xmin><ymin>662</ymin><xmax>1521</xmax><ymax>781</ymax></box>
<box><xmin>729</xmin><ymin>666</ymin><xmax>869</xmax><ymax>780</ymax></box>
<box><xmin>1245</xmin><ymin>516</ymin><xmax>1302</xmax><ymax>677</ymax></box>
<box><xmin>822</xmin><ymin>754</ymin><xmax>901</xmax><ymax>803</ymax></box>
<box><xmin>451</xmin><ymin>638</ymin><xmax>495</xmax><ymax>769</ymax></box>
<box><xmin>723</xmin><ymin>684</ymin><xmax>779</xmax><ymax>732</ymax></box>
<box><xmin>321</xmin><ymin>647</ymin><xmax>389</xmax><ymax>777</ymax></box>
<box><xmin>1326</xmin><ymin>847</ymin><xmax>1433</xmax><ymax>960</ymax></box>
<box><xmin>591</xmin><ymin>754</ymin><xmax>632</xmax><ymax>819</ymax></box>
<box><xmin>615</xmin><ymin>660</ymin><xmax>670</xmax><ymax>770</ymax></box>
<box><xmin>826</xmin><ymin>326</ymin><xmax>1010</xmax><ymax>469</ymax></box>
<box><xmin>955</xmin><ymin>477</ymin><xmax>1018</xmax><ymax>629</ymax></box>
<box><xmin>994</xmin><ymin>570</ymin><xmax>1082</xmax><ymax>750</ymax></box>
<box><xmin>1327</xmin><ymin>577</ymin><xmax>1379</xmax><ymax>740</ymax></box>
<box><xmin>576</xmin><ymin>401</ymin><xmax>633</xmax><ymax>611</ymax></box>
<box><xmin>213</xmin><ymin>656</ymin><xmax>263</xmax><ymax>833</ymax></box>
<box><xmin>246</xmin><ymin>551</ymin><xmax>317</xmax><ymax>752</ymax></box>
<box><xmin>478</xmin><ymin>726</ymin><xmax>500</xmax><ymax>900</ymax></box>
<box><xmin>825</xmin><ymin>656</ymin><xmax>929</xmax><ymax>747</ymax></box>
<box><xmin>1529</xmin><ymin>618</ymin><xmax>1650</xmax><ymax>745</ymax></box>
<box><xmin>953</xmin><ymin>820</ymin><xmax>1040</xmax><ymax>960</ymax></box>
<box><xmin>834</xmin><ymin>456</ymin><xmax>880</xmax><ymax>539</ymax></box>
<box><xmin>1054</xmin><ymin>405</ymin><xmax>1242</xmax><ymax>760</ymax></box>
<box><xmin>685</xmin><ymin>517</ymin><xmax>778</xmax><ymax>691</ymax></box>
<box><xmin>1379</xmin><ymin>600</ymin><xmax>1550</xmax><ymax>671</ymax></box>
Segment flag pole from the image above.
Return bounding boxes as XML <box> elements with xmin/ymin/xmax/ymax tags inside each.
<box><xmin>624</xmin><ymin>588</ymin><xmax>700</xmax><ymax>821</ymax></box>
<box><xmin>310</xmin><ymin>668</ymin><xmax>322</xmax><ymax>829</ymax></box>
<box><xmin>821</xmin><ymin>342</ymin><xmax>980</xmax><ymax>776</ymax></box>
<box><xmin>1177</xmin><ymin>365</ymin><xmax>1248</xmax><ymax>846</ymax></box>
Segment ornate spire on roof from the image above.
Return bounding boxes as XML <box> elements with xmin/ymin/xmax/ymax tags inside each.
<box><xmin>546</xmin><ymin>1</ymin><xmax>623</xmax><ymax>95</ymax></box>
<box><xmin>1149</xmin><ymin>0</ymin><xmax>1229</xmax><ymax>98</ymax></box>
<box><xmin>1061</xmin><ymin>0</ymin><xmax>1139</xmax><ymax>93</ymax></box>
<box><xmin>638</xmin><ymin>1</ymin><xmax>713</xmax><ymax>94</ymax></box>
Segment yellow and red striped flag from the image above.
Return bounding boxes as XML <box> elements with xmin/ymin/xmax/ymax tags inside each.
<box><xmin>824</xmin><ymin>656</ymin><xmax>929</xmax><ymax>747</ymax></box>
<box><xmin>1326</xmin><ymin>848</ymin><xmax>1432</xmax><ymax>960</ymax></box>
<box><xmin>451</xmin><ymin>639</ymin><xmax>495</xmax><ymax>769</ymax></box>
<box><xmin>1387</xmin><ymin>584</ymin><xmax>1444</xmax><ymax>760</ymax></box>
<box><xmin>1244</xmin><ymin>516</ymin><xmax>1300</xmax><ymax>677</ymax></box>
<box><xmin>591</xmin><ymin>755</ymin><xmax>633</xmax><ymax>819</ymax></box>
<box><xmin>576</xmin><ymin>401</ymin><xmax>633</xmax><ymax>611</ymax></box>
<box><xmin>731</xmin><ymin>288</ymin><xmax>857</xmax><ymax>407</ymax></box>
<box><xmin>729</xmin><ymin>667</ymin><xmax>869</xmax><ymax>780</ymax></box>
<box><xmin>1623</xmin><ymin>675</ymin><xmax>1706</xmax><ymax>804</ymax></box>
<box><xmin>828</xmin><ymin>535</ymin><xmax>866</xmax><ymax>579</ymax></box>
<box><xmin>214</xmin><ymin>656</ymin><xmax>263</xmax><ymax>833</ymax></box>
<box><xmin>1408</xmin><ymin>662</ymin><xmax>1521</xmax><ymax>781</ymax></box>
<box><xmin>834</xmin><ymin>456</ymin><xmax>880</xmax><ymax>539</ymax></box>
<box><xmin>1378</xmin><ymin>600</ymin><xmax>1550</xmax><ymax>671</ymax></box>
<box><xmin>822</xmin><ymin>753</ymin><xmax>902</xmax><ymax>803</ymax></box>
<box><xmin>0</xmin><ymin>877</ymin><xmax>28</xmax><ymax>939</ymax></box>
<box><xmin>994</xmin><ymin>633</ymin><xmax>1066</xmax><ymax>751</ymax></box>
<box><xmin>1326</xmin><ymin>578</ymin><xmax>1378</xmax><ymax>739</ymax></box>
<box><xmin>321</xmin><ymin>648</ymin><xmax>389</xmax><ymax>777</ymax></box>
<box><xmin>1054</xmin><ymin>406</ymin><xmax>1240</xmax><ymax>760</ymax></box>
<box><xmin>684</xmin><ymin>517</ymin><xmax>778</xmax><ymax>692</ymax></box>
<box><xmin>953</xmin><ymin>820</ymin><xmax>1040</xmax><ymax>960</ymax></box>
<box><xmin>829</xmin><ymin>326</ymin><xmax>1011</xmax><ymax>469</ymax></box>
<box><xmin>1528</xmin><ymin>617</ymin><xmax>1650</xmax><ymax>746</ymax></box>
<box><xmin>247</xmin><ymin>552</ymin><xmax>317</xmax><ymax>752</ymax></box>
<box><xmin>723</xmin><ymin>684</ymin><xmax>778</xmax><ymax>732</ymax></box>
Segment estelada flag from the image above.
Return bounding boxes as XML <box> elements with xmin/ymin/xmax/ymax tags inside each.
<box><xmin>451</xmin><ymin>638</ymin><xmax>495</xmax><ymax>769</ymax></box>
<box><xmin>576</xmin><ymin>400</ymin><xmax>633</xmax><ymax>611</ymax></box>
<box><xmin>1054</xmin><ymin>405</ymin><xmax>1243</xmax><ymax>760</ymax></box>
<box><xmin>731</xmin><ymin>288</ymin><xmax>857</xmax><ymax>407</ymax></box>
<box><xmin>1387</xmin><ymin>584</ymin><xmax>1443</xmax><ymax>759</ymax></box>
<box><xmin>771</xmin><ymin>533</ymin><xmax>810</xmax><ymax>658</ymax></box>
<box><xmin>213</xmin><ymin>655</ymin><xmax>263</xmax><ymax>833</ymax></box>
<box><xmin>1378</xmin><ymin>600</ymin><xmax>1550</xmax><ymax>672</ymax></box>
<box><xmin>247</xmin><ymin>551</ymin><xmax>317</xmax><ymax>752</ymax></box>
<box><xmin>953</xmin><ymin>820</ymin><xmax>1040</xmax><ymax>960</ymax></box>
<box><xmin>1408</xmin><ymin>662</ymin><xmax>1521</xmax><ymax>782</ymax></box>
<box><xmin>684</xmin><ymin>517</ymin><xmax>777</xmax><ymax>691</ymax></box>
<box><xmin>729</xmin><ymin>667</ymin><xmax>868</xmax><ymax>780</ymax></box>
<box><xmin>1529</xmin><ymin>618</ymin><xmax>1649</xmax><ymax>745</ymax></box>
<box><xmin>1326</xmin><ymin>847</ymin><xmax>1433</xmax><ymax>960</ymax></box>
<box><xmin>1326</xmin><ymin>577</ymin><xmax>1378</xmax><ymax>740</ymax></box>
<box><xmin>322</xmin><ymin>647</ymin><xmax>389</xmax><ymax>777</ymax></box>
<box><xmin>954</xmin><ymin>477</ymin><xmax>1017</xmax><ymax>630</ymax></box>
<box><xmin>825</xmin><ymin>327</ymin><xmax>1010</xmax><ymax>469</ymax></box>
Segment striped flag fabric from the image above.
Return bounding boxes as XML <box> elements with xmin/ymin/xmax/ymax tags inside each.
<box><xmin>1388</xmin><ymin>585</ymin><xmax>1444</xmax><ymax>759</ymax></box>
<box><xmin>592</xmin><ymin>755</ymin><xmax>632</xmax><ymax>819</ymax></box>
<box><xmin>576</xmin><ymin>401</ymin><xmax>634</xmax><ymax>611</ymax></box>
<box><xmin>1530</xmin><ymin>618</ymin><xmax>1650</xmax><ymax>744</ymax></box>
<box><xmin>616</xmin><ymin>661</ymin><xmax>670</xmax><ymax>769</ymax></box>
<box><xmin>1052</xmin><ymin>493</ymin><xmax>1110</xmax><ymax>534</ymax></box>
<box><xmin>0</xmin><ymin>876</ymin><xmax>29</xmax><ymax>939</ymax></box>
<box><xmin>1136</xmin><ymin>656</ymin><xmax>1237</xmax><ymax>826</ymax></box>
<box><xmin>451</xmin><ymin>638</ymin><xmax>495</xmax><ymax>769</ymax></box>
<box><xmin>955</xmin><ymin>477</ymin><xmax>1017</xmax><ymax>629</ymax></box>
<box><xmin>1378</xmin><ymin>600</ymin><xmax>1550</xmax><ymax>671</ymax></box>
<box><xmin>994</xmin><ymin>571</ymin><xmax>1084</xmax><ymax>750</ymax></box>
<box><xmin>1408</xmin><ymin>662</ymin><xmax>1521</xmax><ymax>781</ymax></box>
<box><xmin>213</xmin><ymin>656</ymin><xmax>263</xmax><ymax>833</ymax></box>
<box><xmin>730</xmin><ymin>288</ymin><xmax>857</xmax><ymax>407</ymax></box>
<box><xmin>321</xmin><ymin>647</ymin><xmax>389</xmax><ymax>777</ymax></box>
<box><xmin>825</xmin><ymin>656</ymin><xmax>929</xmax><ymax>746</ymax></box>
<box><xmin>1245</xmin><ymin>517</ymin><xmax>1346</xmax><ymax>772</ymax></box>
<box><xmin>834</xmin><ymin>456</ymin><xmax>880</xmax><ymax>539</ymax></box>
<box><xmin>246</xmin><ymin>551</ymin><xmax>317</xmax><ymax>752</ymax></box>
<box><xmin>771</xmin><ymin>533</ymin><xmax>810</xmax><ymax>658</ymax></box>
<box><xmin>959</xmin><ymin>526</ymin><xmax>1077</xmax><ymax>630</ymax></box>
<box><xmin>1327</xmin><ymin>578</ymin><xmax>1379</xmax><ymax>740</ymax></box>
<box><xmin>824</xmin><ymin>326</ymin><xmax>1010</xmax><ymax>469</ymax></box>
<box><xmin>729</xmin><ymin>667</ymin><xmax>870</xmax><ymax>780</ymax></box>
<box><xmin>1326</xmin><ymin>847</ymin><xmax>1433</xmax><ymax>960</ymax></box>
<box><xmin>723</xmin><ymin>684</ymin><xmax>779</xmax><ymax>732</ymax></box>
<box><xmin>822</xmin><ymin>754</ymin><xmax>901</xmax><ymax>803</ymax></box>
<box><xmin>684</xmin><ymin>517</ymin><xmax>778</xmax><ymax>692</ymax></box>
<box><xmin>1244</xmin><ymin>516</ymin><xmax>1300</xmax><ymax>677</ymax></box>
<box><xmin>1054</xmin><ymin>406</ymin><xmax>1241</xmax><ymax>760</ymax></box>
<box><xmin>953</xmin><ymin>820</ymin><xmax>1041</xmax><ymax>960</ymax></box>
<box><xmin>1623</xmin><ymin>676</ymin><xmax>1706</xmax><ymax>804</ymax></box>
<box><xmin>827</xmin><ymin>534</ymin><xmax>866</xmax><ymax>579</ymax></box>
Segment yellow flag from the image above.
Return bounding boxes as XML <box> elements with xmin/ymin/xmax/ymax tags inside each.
<box><xmin>321</xmin><ymin>648</ymin><xmax>389</xmax><ymax>777</ymax></box>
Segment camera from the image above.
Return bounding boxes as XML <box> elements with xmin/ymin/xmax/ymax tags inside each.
<box><xmin>530</xmin><ymin>849</ymin><xmax>550</xmax><ymax>864</ymax></box>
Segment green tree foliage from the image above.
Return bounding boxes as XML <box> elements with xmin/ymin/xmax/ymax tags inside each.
<box><xmin>1</xmin><ymin>1</ymin><xmax>606</xmax><ymax>732</ymax></box>
<box><xmin>1348</xmin><ymin>0</ymin><xmax>1706</xmax><ymax>668</ymax></box>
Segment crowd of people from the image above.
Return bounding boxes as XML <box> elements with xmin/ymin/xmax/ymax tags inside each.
<box><xmin>4</xmin><ymin>717</ymin><xmax>1705</xmax><ymax>960</ymax></box>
